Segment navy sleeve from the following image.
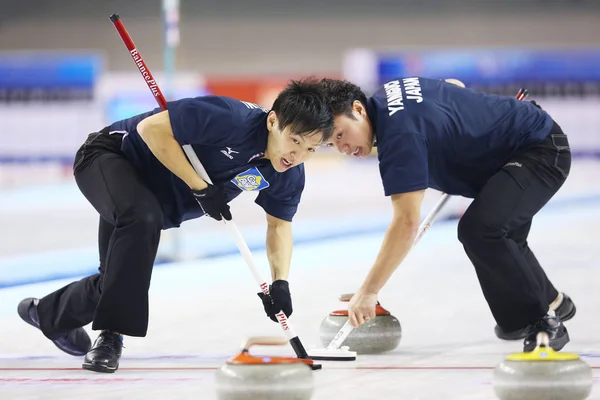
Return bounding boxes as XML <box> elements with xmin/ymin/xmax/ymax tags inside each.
<box><xmin>378</xmin><ymin>132</ymin><xmax>429</xmax><ymax>196</ymax></box>
<box><xmin>254</xmin><ymin>166</ymin><xmax>305</xmax><ymax>221</ymax></box>
<box><xmin>167</xmin><ymin>96</ymin><xmax>235</xmax><ymax>146</ymax></box>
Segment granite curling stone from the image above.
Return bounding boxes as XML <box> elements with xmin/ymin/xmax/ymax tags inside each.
<box><xmin>215</xmin><ymin>336</ymin><xmax>315</xmax><ymax>400</ymax></box>
<box><xmin>492</xmin><ymin>332</ymin><xmax>593</xmax><ymax>400</ymax></box>
<box><xmin>319</xmin><ymin>293</ymin><xmax>402</xmax><ymax>354</ymax></box>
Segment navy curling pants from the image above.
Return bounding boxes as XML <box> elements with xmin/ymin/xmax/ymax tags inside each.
<box><xmin>37</xmin><ymin>129</ymin><xmax>162</xmax><ymax>338</ymax></box>
<box><xmin>457</xmin><ymin>121</ymin><xmax>571</xmax><ymax>331</ymax></box>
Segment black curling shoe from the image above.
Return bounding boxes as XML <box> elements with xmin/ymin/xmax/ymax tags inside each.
<box><xmin>17</xmin><ymin>297</ymin><xmax>91</xmax><ymax>356</ymax></box>
<box><xmin>495</xmin><ymin>293</ymin><xmax>576</xmax><ymax>340</ymax></box>
<box><xmin>523</xmin><ymin>314</ymin><xmax>569</xmax><ymax>352</ymax></box>
<box><xmin>82</xmin><ymin>331</ymin><xmax>123</xmax><ymax>373</ymax></box>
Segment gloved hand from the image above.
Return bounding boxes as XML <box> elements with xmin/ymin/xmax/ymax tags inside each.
<box><xmin>192</xmin><ymin>184</ymin><xmax>232</xmax><ymax>221</ymax></box>
<box><xmin>257</xmin><ymin>280</ymin><xmax>293</xmax><ymax>322</ymax></box>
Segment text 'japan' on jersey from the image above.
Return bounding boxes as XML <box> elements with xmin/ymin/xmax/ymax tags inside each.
<box><xmin>368</xmin><ymin>77</ymin><xmax>554</xmax><ymax>198</ymax></box>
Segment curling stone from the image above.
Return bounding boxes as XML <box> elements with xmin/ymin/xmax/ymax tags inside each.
<box><xmin>215</xmin><ymin>336</ymin><xmax>315</xmax><ymax>400</ymax></box>
<box><xmin>319</xmin><ymin>293</ymin><xmax>402</xmax><ymax>354</ymax></box>
<box><xmin>492</xmin><ymin>332</ymin><xmax>593</xmax><ymax>400</ymax></box>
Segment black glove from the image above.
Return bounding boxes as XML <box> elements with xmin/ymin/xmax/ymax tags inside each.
<box><xmin>192</xmin><ymin>184</ymin><xmax>232</xmax><ymax>221</ymax></box>
<box><xmin>257</xmin><ymin>280</ymin><xmax>293</xmax><ymax>322</ymax></box>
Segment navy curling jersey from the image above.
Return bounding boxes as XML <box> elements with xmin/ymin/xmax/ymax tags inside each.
<box><xmin>107</xmin><ymin>96</ymin><xmax>305</xmax><ymax>229</ymax></box>
<box><xmin>368</xmin><ymin>77</ymin><xmax>554</xmax><ymax>198</ymax></box>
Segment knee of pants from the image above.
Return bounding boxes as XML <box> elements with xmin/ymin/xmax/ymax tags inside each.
<box><xmin>119</xmin><ymin>203</ymin><xmax>163</xmax><ymax>232</ymax></box>
<box><xmin>457</xmin><ymin>209</ymin><xmax>504</xmax><ymax>249</ymax></box>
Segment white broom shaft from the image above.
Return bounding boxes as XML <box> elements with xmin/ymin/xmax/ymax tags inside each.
<box><xmin>182</xmin><ymin>145</ymin><xmax>297</xmax><ymax>340</ymax></box>
<box><xmin>326</xmin><ymin>192</ymin><xmax>452</xmax><ymax>350</ymax></box>
<box><xmin>414</xmin><ymin>193</ymin><xmax>451</xmax><ymax>245</ymax></box>
<box><xmin>326</xmin><ymin>320</ymin><xmax>354</xmax><ymax>349</ymax></box>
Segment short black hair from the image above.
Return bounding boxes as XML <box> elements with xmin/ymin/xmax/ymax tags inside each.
<box><xmin>318</xmin><ymin>78</ymin><xmax>367</xmax><ymax>119</ymax></box>
<box><xmin>271</xmin><ymin>77</ymin><xmax>334</xmax><ymax>142</ymax></box>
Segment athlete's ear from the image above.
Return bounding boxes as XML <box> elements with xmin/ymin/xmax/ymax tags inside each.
<box><xmin>267</xmin><ymin>111</ymin><xmax>278</xmax><ymax>131</ymax></box>
<box><xmin>352</xmin><ymin>100</ymin><xmax>366</xmax><ymax>117</ymax></box>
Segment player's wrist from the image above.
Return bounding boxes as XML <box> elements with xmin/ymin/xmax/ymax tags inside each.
<box><xmin>272</xmin><ymin>272</ymin><xmax>289</xmax><ymax>281</ymax></box>
<box><xmin>189</xmin><ymin>178</ymin><xmax>209</xmax><ymax>191</ymax></box>
<box><xmin>359</xmin><ymin>283</ymin><xmax>380</xmax><ymax>296</ymax></box>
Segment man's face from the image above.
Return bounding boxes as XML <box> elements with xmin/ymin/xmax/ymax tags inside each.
<box><xmin>325</xmin><ymin>101</ymin><xmax>374</xmax><ymax>158</ymax></box>
<box><xmin>265</xmin><ymin>111</ymin><xmax>325</xmax><ymax>172</ymax></box>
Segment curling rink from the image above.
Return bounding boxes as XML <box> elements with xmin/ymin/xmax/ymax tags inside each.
<box><xmin>0</xmin><ymin>158</ymin><xmax>599</xmax><ymax>399</ymax></box>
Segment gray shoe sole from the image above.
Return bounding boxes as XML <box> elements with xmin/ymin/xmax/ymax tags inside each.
<box><xmin>82</xmin><ymin>361</ymin><xmax>119</xmax><ymax>373</ymax></box>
